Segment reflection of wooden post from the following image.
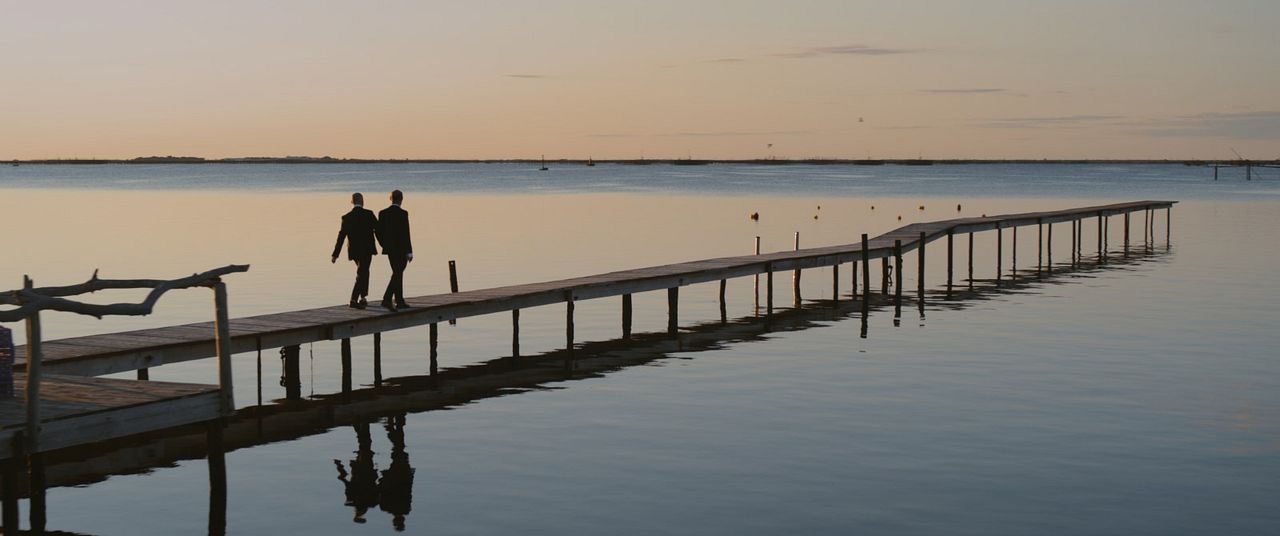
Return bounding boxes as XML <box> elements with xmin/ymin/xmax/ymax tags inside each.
<box><xmin>213</xmin><ymin>281</ymin><xmax>234</xmax><ymax>415</ymax></box>
<box><xmin>511</xmin><ymin>310</ymin><xmax>520</xmax><ymax>357</ymax></box>
<box><xmin>667</xmin><ymin>287</ymin><xmax>679</xmax><ymax>336</ymax></box>
<box><xmin>207</xmin><ymin>419</ymin><xmax>227</xmax><ymax>536</ymax></box>
<box><xmin>880</xmin><ymin>257</ymin><xmax>889</xmax><ymax>294</ymax></box>
<box><xmin>24</xmin><ymin>276</ymin><xmax>42</xmax><ymax>453</ymax></box>
<box><xmin>621</xmin><ymin>294</ymin><xmax>632</xmax><ymax>340</ymax></box>
<box><xmin>860</xmin><ymin>234</ymin><xmax>870</xmax><ymax>313</ymax></box>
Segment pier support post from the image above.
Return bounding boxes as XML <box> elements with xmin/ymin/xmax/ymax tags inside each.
<box><xmin>448</xmin><ymin>260</ymin><xmax>459</xmax><ymax>325</ymax></box>
<box><xmin>429</xmin><ymin>323</ymin><xmax>438</xmax><ymax>376</ymax></box>
<box><xmin>138</xmin><ymin>368</ymin><xmax>149</xmax><ymax>380</ymax></box>
<box><xmin>720</xmin><ymin>279</ymin><xmax>728</xmax><ymax>322</ymax></box>
<box><xmin>946</xmin><ymin>231</ymin><xmax>954</xmax><ymax>293</ymax></box>
<box><xmin>622</xmin><ymin>294</ymin><xmax>632</xmax><ymax>340</ymax></box>
<box><xmin>2</xmin><ymin>436</ymin><xmax>20</xmax><ymax>533</ymax></box>
<box><xmin>1037</xmin><ymin>220</ymin><xmax>1043</xmax><ymax>274</ymax></box>
<box><xmin>967</xmin><ymin>233</ymin><xmax>974</xmax><ymax>288</ymax></box>
<box><xmin>881</xmin><ymin>257</ymin><xmax>889</xmax><ymax>295</ymax></box>
<box><xmin>1124</xmin><ymin>212</ymin><xmax>1131</xmax><ymax>252</ymax></box>
<box><xmin>832</xmin><ymin>264</ymin><xmax>839</xmax><ymax>303</ymax></box>
<box><xmin>793</xmin><ymin>232</ymin><xmax>801</xmax><ymax>307</ymax></box>
<box><xmin>1097</xmin><ymin>213</ymin><xmax>1104</xmax><ymax>258</ymax></box>
<box><xmin>852</xmin><ymin>259</ymin><xmax>858</xmax><ymax>298</ymax></box>
<box><xmin>917</xmin><ymin>231</ymin><xmax>926</xmax><ymax>300</ymax></box>
<box><xmin>667</xmin><ymin>287</ymin><xmax>679</xmax><ymax>336</ymax></box>
<box><xmin>893</xmin><ymin>240</ymin><xmax>903</xmax><ymax>316</ymax></box>
<box><xmin>1047</xmin><ymin>222</ymin><xmax>1053</xmax><ymax>273</ymax></box>
<box><xmin>1166</xmin><ymin>207</ymin><xmax>1171</xmax><ymax>244</ymax></box>
<box><xmin>1012</xmin><ymin>226</ymin><xmax>1018</xmax><ymax>279</ymax></box>
<box><xmin>28</xmin><ymin>452</ymin><xmax>45</xmax><ymax>533</ymax></box>
<box><xmin>512</xmin><ymin>309</ymin><xmax>520</xmax><ymax>357</ymax></box>
<box><xmin>373</xmin><ymin>333</ymin><xmax>382</xmax><ymax>386</ymax></box>
<box><xmin>207</xmin><ymin>419</ymin><xmax>227</xmax><ymax>536</ymax></box>
<box><xmin>996</xmin><ymin>227</ymin><xmax>1003</xmax><ymax>282</ymax></box>
<box><xmin>753</xmin><ymin>236</ymin><xmax>761</xmax><ymax>311</ymax></box>
<box><xmin>340</xmin><ymin>338</ymin><xmax>352</xmax><ymax>394</ymax></box>
<box><xmin>280</xmin><ymin>345</ymin><xmax>301</xmax><ymax>400</ymax></box>
<box><xmin>1071</xmin><ymin>219</ymin><xmax>1077</xmax><ymax>265</ymax></box>
<box><xmin>213</xmin><ymin>281</ymin><xmax>234</xmax><ymax>414</ymax></box>
<box><xmin>860</xmin><ymin>234</ymin><xmax>870</xmax><ymax>313</ymax></box>
<box><xmin>566</xmin><ymin>295</ymin><xmax>575</xmax><ymax>355</ymax></box>
<box><xmin>766</xmin><ymin>263</ymin><xmax>774</xmax><ymax>317</ymax></box>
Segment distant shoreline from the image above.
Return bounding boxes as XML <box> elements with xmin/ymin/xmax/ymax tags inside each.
<box><xmin>5</xmin><ymin>157</ymin><xmax>1277</xmax><ymax>166</ymax></box>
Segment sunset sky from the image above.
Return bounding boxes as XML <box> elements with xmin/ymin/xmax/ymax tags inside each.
<box><xmin>2</xmin><ymin>0</ymin><xmax>1277</xmax><ymax>160</ymax></box>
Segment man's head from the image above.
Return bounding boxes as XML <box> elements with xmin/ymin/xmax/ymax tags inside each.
<box><xmin>351</xmin><ymin>192</ymin><xmax>363</xmax><ymax>206</ymax></box>
<box><xmin>390</xmin><ymin>190</ymin><xmax>403</xmax><ymax>205</ymax></box>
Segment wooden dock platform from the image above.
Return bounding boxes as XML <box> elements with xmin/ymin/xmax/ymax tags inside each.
<box><xmin>14</xmin><ymin>200</ymin><xmax>1175</xmax><ymax>377</ymax></box>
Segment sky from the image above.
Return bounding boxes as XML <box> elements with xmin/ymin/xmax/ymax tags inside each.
<box><xmin>1</xmin><ymin>0</ymin><xmax>1277</xmax><ymax>160</ymax></box>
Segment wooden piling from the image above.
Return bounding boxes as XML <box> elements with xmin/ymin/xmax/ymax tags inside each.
<box><xmin>2</xmin><ymin>436</ymin><xmax>19</xmax><ymax>532</ymax></box>
<box><xmin>881</xmin><ymin>257</ymin><xmax>889</xmax><ymax>295</ymax></box>
<box><xmin>719</xmin><ymin>279</ymin><xmax>727</xmax><ymax>322</ymax></box>
<box><xmin>1047</xmin><ymin>222</ymin><xmax>1053</xmax><ymax>273</ymax></box>
<box><xmin>566</xmin><ymin>295</ymin><xmax>575</xmax><ymax>353</ymax></box>
<box><xmin>667</xmin><ymin>287</ymin><xmax>679</xmax><ymax>335</ymax></box>
<box><xmin>1071</xmin><ymin>219</ymin><xmax>1077</xmax><ymax>265</ymax></box>
<box><xmin>280</xmin><ymin>345</ymin><xmax>301</xmax><ymax>400</ymax></box>
<box><xmin>621</xmin><ymin>294</ymin><xmax>632</xmax><ymax>340</ymax></box>
<box><xmin>340</xmin><ymin>338</ymin><xmax>352</xmax><ymax>394</ymax></box>
<box><xmin>138</xmin><ymin>368</ymin><xmax>149</xmax><ymax>380</ymax></box>
<box><xmin>1166</xmin><ymin>207</ymin><xmax>1171</xmax><ymax>243</ymax></box>
<box><xmin>1097</xmin><ymin>213</ymin><xmax>1104</xmax><ymax>257</ymax></box>
<box><xmin>946</xmin><ymin>231</ymin><xmax>954</xmax><ymax>291</ymax></box>
<box><xmin>373</xmin><ymin>332</ymin><xmax>382</xmax><ymax>386</ymax></box>
<box><xmin>766</xmin><ymin>263</ymin><xmax>774</xmax><ymax>316</ymax></box>
<box><xmin>893</xmin><ymin>240</ymin><xmax>903</xmax><ymax>313</ymax></box>
<box><xmin>511</xmin><ymin>309</ymin><xmax>520</xmax><ymax>357</ymax></box>
<box><xmin>967</xmin><ymin>232</ymin><xmax>974</xmax><ymax>288</ymax></box>
<box><xmin>792</xmin><ymin>232</ymin><xmax>802</xmax><ymax>307</ymax></box>
<box><xmin>860</xmin><ymin>233</ymin><xmax>870</xmax><ymax>312</ymax></box>
<box><xmin>753</xmin><ymin>236</ymin><xmax>761</xmax><ymax>309</ymax></box>
<box><xmin>24</xmin><ymin>276</ymin><xmax>42</xmax><ymax>453</ymax></box>
<box><xmin>1037</xmin><ymin>220</ymin><xmax>1043</xmax><ymax>273</ymax></box>
<box><xmin>831</xmin><ymin>263</ymin><xmax>839</xmax><ymax>303</ymax></box>
<box><xmin>917</xmin><ymin>231</ymin><xmax>926</xmax><ymax>299</ymax></box>
<box><xmin>996</xmin><ymin>227</ymin><xmax>1003</xmax><ymax>282</ymax></box>
<box><xmin>1124</xmin><ymin>212</ymin><xmax>1131</xmax><ymax>250</ymax></box>
<box><xmin>213</xmin><ymin>281</ymin><xmax>234</xmax><ymax>415</ymax></box>
<box><xmin>448</xmin><ymin>260</ymin><xmax>459</xmax><ymax>325</ymax></box>
<box><xmin>428</xmin><ymin>323</ymin><xmax>438</xmax><ymax>376</ymax></box>
<box><xmin>28</xmin><ymin>452</ymin><xmax>44</xmax><ymax>533</ymax></box>
<box><xmin>1012</xmin><ymin>226</ymin><xmax>1018</xmax><ymax>278</ymax></box>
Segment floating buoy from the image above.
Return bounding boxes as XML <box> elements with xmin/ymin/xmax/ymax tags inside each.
<box><xmin>957</xmin><ymin>204</ymin><xmax>962</xmax><ymax>211</ymax></box>
<box><xmin>813</xmin><ymin>214</ymin><xmax>819</xmax><ymax>220</ymax></box>
<box><xmin>871</xmin><ymin>205</ymin><xmax>875</xmax><ymax>210</ymax></box>
<box><xmin>817</xmin><ymin>205</ymin><xmax>822</xmax><ymax>210</ymax></box>
<box><xmin>749</xmin><ymin>212</ymin><xmax>759</xmax><ymax>221</ymax></box>
<box><xmin>982</xmin><ymin>214</ymin><xmax>987</xmax><ymax>218</ymax></box>
<box><xmin>918</xmin><ymin>205</ymin><xmax>925</xmax><ymax>210</ymax></box>
<box><xmin>897</xmin><ymin>215</ymin><xmax>902</xmax><ymax>220</ymax></box>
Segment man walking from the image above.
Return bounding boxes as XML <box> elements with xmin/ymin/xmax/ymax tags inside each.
<box><xmin>377</xmin><ymin>190</ymin><xmax>413</xmax><ymax>311</ymax></box>
<box><xmin>332</xmin><ymin>193</ymin><xmax>379</xmax><ymax>308</ymax></box>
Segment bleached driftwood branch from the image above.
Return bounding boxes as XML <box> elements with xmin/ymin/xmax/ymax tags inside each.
<box><xmin>0</xmin><ymin>264</ymin><xmax>250</xmax><ymax>322</ymax></box>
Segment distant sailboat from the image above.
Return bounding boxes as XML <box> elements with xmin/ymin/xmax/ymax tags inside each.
<box><xmin>587</xmin><ymin>157</ymin><xmax>595</xmax><ymax>167</ymax></box>
<box><xmin>539</xmin><ymin>155</ymin><xmax>549</xmax><ymax>171</ymax></box>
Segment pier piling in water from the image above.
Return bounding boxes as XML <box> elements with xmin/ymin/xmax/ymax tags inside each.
<box><xmin>622</xmin><ymin>294</ymin><xmax>632</xmax><ymax>339</ymax></box>
<box><xmin>860</xmin><ymin>233</ymin><xmax>870</xmax><ymax>313</ymax></box>
<box><xmin>917</xmin><ymin>231</ymin><xmax>926</xmax><ymax>300</ymax></box>
<box><xmin>512</xmin><ymin>309</ymin><xmax>520</xmax><ymax>357</ymax></box>
<box><xmin>997</xmin><ymin>227</ymin><xmax>1003</xmax><ymax>282</ymax></box>
<box><xmin>340</xmin><ymin>338</ymin><xmax>352</xmax><ymax>394</ymax></box>
<box><xmin>893</xmin><ymin>240</ymin><xmax>903</xmax><ymax>315</ymax></box>
<box><xmin>429</xmin><ymin>323</ymin><xmax>438</xmax><ymax>376</ymax></box>
<box><xmin>281</xmin><ymin>345</ymin><xmax>301</xmax><ymax>400</ymax></box>
<box><xmin>667</xmin><ymin>287</ymin><xmax>679</xmax><ymax>336</ymax></box>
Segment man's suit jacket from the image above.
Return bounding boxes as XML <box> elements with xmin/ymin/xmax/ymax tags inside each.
<box><xmin>333</xmin><ymin>207</ymin><xmax>379</xmax><ymax>260</ymax></box>
<box><xmin>377</xmin><ymin>205</ymin><xmax>413</xmax><ymax>257</ymax></box>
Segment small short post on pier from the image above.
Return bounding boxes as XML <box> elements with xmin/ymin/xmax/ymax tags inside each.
<box><xmin>512</xmin><ymin>309</ymin><xmax>521</xmax><ymax>357</ymax></box>
<box><xmin>893</xmin><ymin>239</ymin><xmax>903</xmax><ymax>316</ymax></box>
<box><xmin>667</xmin><ymin>287</ymin><xmax>679</xmax><ymax>336</ymax></box>
<box><xmin>373</xmin><ymin>332</ymin><xmax>383</xmax><ymax>386</ymax></box>
<box><xmin>792</xmin><ymin>232</ymin><xmax>801</xmax><ymax>307</ymax></box>
<box><xmin>213</xmin><ymin>280</ymin><xmax>234</xmax><ymax>414</ymax></box>
<box><xmin>622</xmin><ymin>294</ymin><xmax>633</xmax><ymax>339</ymax></box>
<box><xmin>429</xmin><ymin>323</ymin><xmax>439</xmax><ymax>376</ymax></box>
<box><xmin>946</xmin><ymin>230</ymin><xmax>954</xmax><ymax>293</ymax></box>
<box><xmin>280</xmin><ymin>345</ymin><xmax>301</xmax><ymax>400</ymax></box>
<box><xmin>860</xmin><ymin>233</ymin><xmax>870</xmax><ymax>313</ymax></box>
<box><xmin>719</xmin><ymin>279</ymin><xmax>728</xmax><ymax>322</ymax></box>
<box><xmin>917</xmin><ymin>231</ymin><xmax>926</xmax><ymax>300</ymax></box>
<box><xmin>207</xmin><ymin>419</ymin><xmax>227</xmax><ymax>536</ymax></box>
<box><xmin>996</xmin><ymin>227</ymin><xmax>1003</xmax><ymax>282</ymax></box>
<box><xmin>340</xmin><ymin>338</ymin><xmax>352</xmax><ymax>394</ymax></box>
<box><xmin>566</xmin><ymin>294</ymin><xmax>576</xmax><ymax>354</ymax></box>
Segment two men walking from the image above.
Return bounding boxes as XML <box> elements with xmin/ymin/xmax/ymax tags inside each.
<box><xmin>332</xmin><ymin>190</ymin><xmax>413</xmax><ymax>311</ymax></box>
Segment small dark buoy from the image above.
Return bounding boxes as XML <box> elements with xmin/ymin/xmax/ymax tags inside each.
<box><xmin>813</xmin><ymin>214</ymin><xmax>819</xmax><ymax>220</ymax></box>
<box><xmin>897</xmin><ymin>215</ymin><xmax>902</xmax><ymax>220</ymax></box>
<box><xmin>817</xmin><ymin>205</ymin><xmax>821</xmax><ymax>210</ymax></box>
<box><xmin>871</xmin><ymin>205</ymin><xmax>875</xmax><ymax>210</ymax></box>
<box><xmin>957</xmin><ymin>204</ymin><xmax>962</xmax><ymax>211</ymax></box>
<box><xmin>918</xmin><ymin>205</ymin><xmax>925</xmax><ymax>211</ymax></box>
<box><xmin>982</xmin><ymin>214</ymin><xmax>987</xmax><ymax>218</ymax></box>
<box><xmin>749</xmin><ymin>212</ymin><xmax>759</xmax><ymax>221</ymax></box>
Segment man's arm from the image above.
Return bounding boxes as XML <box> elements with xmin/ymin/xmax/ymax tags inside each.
<box><xmin>332</xmin><ymin>219</ymin><xmax>347</xmax><ymax>262</ymax></box>
<box><xmin>404</xmin><ymin>212</ymin><xmax>413</xmax><ymax>261</ymax></box>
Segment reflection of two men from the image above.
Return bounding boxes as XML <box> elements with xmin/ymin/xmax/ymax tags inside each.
<box><xmin>335</xmin><ymin>414</ymin><xmax>415</xmax><ymax>530</ymax></box>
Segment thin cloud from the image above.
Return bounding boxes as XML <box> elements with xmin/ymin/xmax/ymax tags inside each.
<box><xmin>920</xmin><ymin>88</ymin><xmax>1006</xmax><ymax>94</ymax></box>
<box><xmin>976</xmin><ymin>115</ymin><xmax>1122</xmax><ymax>128</ymax></box>
<box><xmin>701</xmin><ymin>57</ymin><xmax>747</xmax><ymax>64</ymax></box>
<box><xmin>1142</xmin><ymin>111</ymin><xmax>1280</xmax><ymax>140</ymax></box>
<box><xmin>585</xmin><ymin>130</ymin><xmax>813</xmax><ymax>138</ymax></box>
<box><xmin>505</xmin><ymin>74</ymin><xmax>547</xmax><ymax>79</ymax></box>
<box><xmin>777</xmin><ymin>44</ymin><xmax>924</xmax><ymax>59</ymax></box>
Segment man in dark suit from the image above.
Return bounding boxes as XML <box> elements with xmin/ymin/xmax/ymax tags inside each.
<box><xmin>376</xmin><ymin>190</ymin><xmax>413</xmax><ymax>311</ymax></box>
<box><xmin>332</xmin><ymin>192</ymin><xmax>379</xmax><ymax>309</ymax></box>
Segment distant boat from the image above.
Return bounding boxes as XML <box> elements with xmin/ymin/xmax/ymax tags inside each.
<box><xmin>539</xmin><ymin>155</ymin><xmax>549</xmax><ymax>171</ymax></box>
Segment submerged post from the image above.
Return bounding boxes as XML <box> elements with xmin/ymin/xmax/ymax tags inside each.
<box><xmin>213</xmin><ymin>281</ymin><xmax>234</xmax><ymax>414</ymax></box>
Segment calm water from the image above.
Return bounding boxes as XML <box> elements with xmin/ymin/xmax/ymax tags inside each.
<box><xmin>1</xmin><ymin>163</ymin><xmax>1278</xmax><ymax>535</ymax></box>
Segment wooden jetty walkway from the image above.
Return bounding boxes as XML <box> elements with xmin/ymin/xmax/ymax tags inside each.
<box><xmin>0</xmin><ymin>199</ymin><xmax>1174</xmax><ymax>533</ymax></box>
<box><xmin>14</xmin><ymin>200</ymin><xmax>1175</xmax><ymax>379</ymax></box>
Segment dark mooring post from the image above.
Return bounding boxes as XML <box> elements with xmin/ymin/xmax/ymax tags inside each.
<box><xmin>893</xmin><ymin>239</ymin><xmax>903</xmax><ymax>316</ymax></box>
<box><xmin>996</xmin><ymin>227</ymin><xmax>1003</xmax><ymax>282</ymax></box>
<box><xmin>860</xmin><ymin>233</ymin><xmax>870</xmax><ymax>313</ymax></box>
<box><xmin>448</xmin><ymin>260</ymin><xmax>459</xmax><ymax>325</ymax></box>
<box><xmin>511</xmin><ymin>309</ymin><xmax>521</xmax><ymax>357</ymax></box>
<box><xmin>207</xmin><ymin>419</ymin><xmax>227</xmax><ymax>536</ymax></box>
<box><xmin>667</xmin><ymin>287</ymin><xmax>679</xmax><ymax>336</ymax></box>
<box><xmin>621</xmin><ymin>294</ymin><xmax>633</xmax><ymax>340</ymax></box>
<box><xmin>280</xmin><ymin>345</ymin><xmax>301</xmax><ymax>400</ymax></box>
<box><xmin>373</xmin><ymin>333</ymin><xmax>383</xmax><ymax>386</ymax></box>
<box><xmin>429</xmin><ymin>323</ymin><xmax>439</xmax><ymax>376</ymax></box>
<box><xmin>340</xmin><ymin>338</ymin><xmax>352</xmax><ymax>394</ymax></box>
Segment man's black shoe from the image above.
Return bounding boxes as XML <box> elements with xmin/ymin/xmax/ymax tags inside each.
<box><xmin>381</xmin><ymin>300</ymin><xmax>398</xmax><ymax>312</ymax></box>
<box><xmin>349</xmin><ymin>300</ymin><xmax>364</xmax><ymax>309</ymax></box>
<box><xmin>395</xmin><ymin>302</ymin><xmax>411</xmax><ymax>310</ymax></box>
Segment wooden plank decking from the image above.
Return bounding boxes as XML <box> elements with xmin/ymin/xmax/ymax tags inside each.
<box><xmin>13</xmin><ymin>200</ymin><xmax>1175</xmax><ymax>377</ymax></box>
<box><xmin>0</xmin><ymin>374</ymin><xmax>221</xmax><ymax>457</ymax></box>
